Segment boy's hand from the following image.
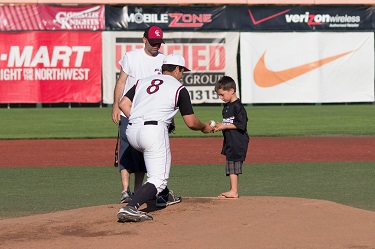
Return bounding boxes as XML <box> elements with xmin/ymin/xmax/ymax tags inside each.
<box><xmin>214</xmin><ymin>122</ymin><xmax>223</xmax><ymax>132</ymax></box>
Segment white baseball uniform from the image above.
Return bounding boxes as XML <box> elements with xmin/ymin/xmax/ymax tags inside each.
<box><xmin>118</xmin><ymin>48</ymin><xmax>165</xmax><ymax>117</ymax></box>
<box><xmin>125</xmin><ymin>74</ymin><xmax>194</xmax><ymax>193</ymax></box>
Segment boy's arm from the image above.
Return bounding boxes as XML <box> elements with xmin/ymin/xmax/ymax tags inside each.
<box><xmin>214</xmin><ymin>122</ymin><xmax>237</xmax><ymax>132</ymax></box>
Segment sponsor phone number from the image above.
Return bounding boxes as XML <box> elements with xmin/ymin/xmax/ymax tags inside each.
<box><xmin>188</xmin><ymin>86</ymin><xmax>220</xmax><ymax>103</ymax></box>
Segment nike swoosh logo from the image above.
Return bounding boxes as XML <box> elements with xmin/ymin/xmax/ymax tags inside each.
<box><xmin>248</xmin><ymin>9</ymin><xmax>290</xmax><ymax>25</ymax></box>
<box><xmin>254</xmin><ymin>51</ymin><xmax>353</xmax><ymax>87</ymax></box>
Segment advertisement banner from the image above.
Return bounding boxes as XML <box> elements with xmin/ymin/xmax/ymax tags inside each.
<box><xmin>105</xmin><ymin>5</ymin><xmax>228</xmax><ymax>31</ymax></box>
<box><xmin>105</xmin><ymin>5</ymin><xmax>375</xmax><ymax>31</ymax></box>
<box><xmin>245</xmin><ymin>5</ymin><xmax>375</xmax><ymax>30</ymax></box>
<box><xmin>0</xmin><ymin>4</ymin><xmax>374</xmax><ymax>31</ymax></box>
<box><xmin>240</xmin><ymin>32</ymin><xmax>374</xmax><ymax>103</ymax></box>
<box><xmin>0</xmin><ymin>32</ymin><xmax>102</xmax><ymax>103</ymax></box>
<box><xmin>0</xmin><ymin>5</ymin><xmax>104</xmax><ymax>30</ymax></box>
<box><xmin>102</xmin><ymin>31</ymin><xmax>239</xmax><ymax>104</ymax></box>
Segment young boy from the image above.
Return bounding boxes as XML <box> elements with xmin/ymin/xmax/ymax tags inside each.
<box><xmin>214</xmin><ymin>76</ymin><xmax>250</xmax><ymax>198</ymax></box>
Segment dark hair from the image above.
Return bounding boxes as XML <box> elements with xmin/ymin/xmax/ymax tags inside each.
<box><xmin>215</xmin><ymin>76</ymin><xmax>236</xmax><ymax>92</ymax></box>
<box><xmin>162</xmin><ymin>64</ymin><xmax>184</xmax><ymax>73</ymax></box>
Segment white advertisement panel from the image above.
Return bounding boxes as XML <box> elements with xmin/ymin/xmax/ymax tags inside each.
<box><xmin>102</xmin><ymin>32</ymin><xmax>239</xmax><ymax>104</ymax></box>
<box><xmin>240</xmin><ymin>32</ymin><xmax>374</xmax><ymax>103</ymax></box>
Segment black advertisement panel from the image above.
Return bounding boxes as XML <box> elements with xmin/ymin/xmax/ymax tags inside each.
<box><xmin>105</xmin><ymin>5</ymin><xmax>375</xmax><ymax>31</ymax></box>
<box><xmin>105</xmin><ymin>5</ymin><xmax>228</xmax><ymax>31</ymax></box>
<box><xmin>245</xmin><ymin>5</ymin><xmax>375</xmax><ymax>30</ymax></box>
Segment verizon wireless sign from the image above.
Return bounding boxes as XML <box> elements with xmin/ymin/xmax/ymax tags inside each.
<box><xmin>245</xmin><ymin>5</ymin><xmax>375</xmax><ymax>30</ymax></box>
<box><xmin>0</xmin><ymin>32</ymin><xmax>102</xmax><ymax>103</ymax></box>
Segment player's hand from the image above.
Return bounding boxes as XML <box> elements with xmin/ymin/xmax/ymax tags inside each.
<box><xmin>201</xmin><ymin>122</ymin><xmax>214</xmax><ymax>133</ymax></box>
<box><xmin>112</xmin><ymin>107</ymin><xmax>121</xmax><ymax>125</ymax></box>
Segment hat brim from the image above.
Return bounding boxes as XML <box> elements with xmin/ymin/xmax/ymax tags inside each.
<box><xmin>148</xmin><ymin>38</ymin><xmax>165</xmax><ymax>44</ymax></box>
<box><xmin>183</xmin><ymin>67</ymin><xmax>191</xmax><ymax>72</ymax></box>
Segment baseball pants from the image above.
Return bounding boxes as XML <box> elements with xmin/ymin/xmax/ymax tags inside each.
<box><xmin>126</xmin><ymin>120</ymin><xmax>171</xmax><ymax>194</ymax></box>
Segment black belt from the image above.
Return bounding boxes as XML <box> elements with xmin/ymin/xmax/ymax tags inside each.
<box><xmin>144</xmin><ymin>121</ymin><xmax>158</xmax><ymax>125</ymax></box>
<box><xmin>129</xmin><ymin>121</ymin><xmax>158</xmax><ymax>125</ymax></box>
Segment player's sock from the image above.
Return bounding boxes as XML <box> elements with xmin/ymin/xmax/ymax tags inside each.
<box><xmin>128</xmin><ymin>182</ymin><xmax>157</xmax><ymax>209</ymax></box>
<box><xmin>158</xmin><ymin>186</ymin><xmax>169</xmax><ymax>197</ymax></box>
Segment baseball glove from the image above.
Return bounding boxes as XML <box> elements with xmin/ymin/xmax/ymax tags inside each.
<box><xmin>168</xmin><ymin>119</ymin><xmax>176</xmax><ymax>134</ymax></box>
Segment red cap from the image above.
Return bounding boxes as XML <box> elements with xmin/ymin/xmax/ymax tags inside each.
<box><xmin>144</xmin><ymin>26</ymin><xmax>165</xmax><ymax>44</ymax></box>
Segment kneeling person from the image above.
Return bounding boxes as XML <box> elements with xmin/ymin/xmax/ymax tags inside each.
<box><xmin>117</xmin><ymin>54</ymin><xmax>213</xmax><ymax>222</ymax></box>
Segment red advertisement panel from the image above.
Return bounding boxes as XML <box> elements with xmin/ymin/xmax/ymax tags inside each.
<box><xmin>0</xmin><ymin>5</ymin><xmax>104</xmax><ymax>31</ymax></box>
<box><xmin>0</xmin><ymin>32</ymin><xmax>102</xmax><ymax>103</ymax></box>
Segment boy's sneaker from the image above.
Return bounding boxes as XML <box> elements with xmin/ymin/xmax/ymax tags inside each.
<box><xmin>156</xmin><ymin>190</ymin><xmax>182</xmax><ymax>208</ymax></box>
<box><xmin>120</xmin><ymin>190</ymin><xmax>132</xmax><ymax>204</ymax></box>
<box><xmin>117</xmin><ymin>206</ymin><xmax>153</xmax><ymax>222</ymax></box>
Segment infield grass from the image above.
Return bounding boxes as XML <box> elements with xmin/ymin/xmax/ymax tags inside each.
<box><xmin>0</xmin><ymin>162</ymin><xmax>374</xmax><ymax>218</ymax></box>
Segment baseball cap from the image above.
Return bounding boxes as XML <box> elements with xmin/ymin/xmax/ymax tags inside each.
<box><xmin>144</xmin><ymin>25</ymin><xmax>165</xmax><ymax>44</ymax></box>
<box><xmin>163</xmin><ymin>54</ymin><xmax>191</xmax><ymax>72</ymax></box>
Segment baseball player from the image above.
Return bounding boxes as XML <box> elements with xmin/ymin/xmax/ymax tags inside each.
<box><xmin>117</xmin><ymin>54</ymin><xmax>214</xmax><ymax>222</ymax></box>
<box><xmin>112</xmin><ymin>26</ymin><xmax>176</xmax><ymax>204</ymax></box>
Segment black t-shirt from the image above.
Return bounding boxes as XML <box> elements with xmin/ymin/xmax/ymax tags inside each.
<box><xmin>221</xmin><ymin>99</ymin><xmax>249</xmax><ymax>161</ymax></box>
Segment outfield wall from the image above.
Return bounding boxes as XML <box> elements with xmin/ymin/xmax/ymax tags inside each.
<box><xmin>0</xmin><ymin>4</ymin><xmax>374</xmax><ymax>105</ymax></box>
<box><xmin>0</xmin><ymin>0</ymin><xmax>374</xmax><ymax>4</ymax></box>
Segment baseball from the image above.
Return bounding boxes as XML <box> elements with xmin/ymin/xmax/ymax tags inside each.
<box><xmin>210</xmin><ymin>120</ymin><xmax>216</xmax><ymax>128</ymax></box>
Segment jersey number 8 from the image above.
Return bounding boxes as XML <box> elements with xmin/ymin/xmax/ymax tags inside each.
<box><xmin>147</xmin><ymin>79</ymin><xmax>164</xmax><ymax>95</ymax></box>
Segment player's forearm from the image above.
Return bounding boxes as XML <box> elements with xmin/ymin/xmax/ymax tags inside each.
<box><xmin>113</xmin><ymin>71</ymin><xmax>127</xmax><ymax>106</ymax></box>
<box><xmin>119</xmin><ymin>97</ymin><xmax>132</xmax><ymax>118</ymax></box>
<box><xmin>191</xmin><ymin>120</ymin><xmax>206</xmax><ymax>131</ymax></box>
<box><xmin>183</xmin><ymin>114</ymin><xmax>205</xmax><ymax>130</ymax></box>
<box><xmin>182</xmin><ymin>114</ymin><xmax>212</xmax><ymax>133</ymax></box>
<box><xmin>113</xmin><ymin>83</ymin><xmax>125</xmax><ymax>106</ymax></box>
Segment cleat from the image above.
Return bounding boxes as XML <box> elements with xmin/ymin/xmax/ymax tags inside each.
<box><xmin>156</xmin><ymin>190</ymin><xmax>182</xmax><ymax>208</ymax></box>
<box><xmin>120</xmin><ymin>190</ymin><xmax>132</xmax><ymax>204</ymax></box>
<box><xmin>117</xmin><ymin>206</ymin><xmax>153</xmax><ymax>222</ymax></box>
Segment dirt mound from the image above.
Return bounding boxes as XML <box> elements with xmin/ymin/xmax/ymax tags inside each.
<box><xmin>1</xmin><ymin>197</ymin><xmax>374</xmax><ymax>249</ymax></box>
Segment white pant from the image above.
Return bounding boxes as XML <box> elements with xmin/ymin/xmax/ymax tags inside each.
<box><xmin>126</xmin><ymin>121</ymin><xmax>171</xmax><ymax>194</ymax></box>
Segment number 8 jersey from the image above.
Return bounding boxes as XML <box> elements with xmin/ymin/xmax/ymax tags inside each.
<box><xmin>125</xmin><ymin>74</ymin><xmax>193</xmax><ymax>125</ymax></box>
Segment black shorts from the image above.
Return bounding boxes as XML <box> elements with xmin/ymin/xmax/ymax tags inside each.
<box><xmin>119</xmin><ymin>116</ymin><xmax>146</xmax><ymax>173</ymax></box>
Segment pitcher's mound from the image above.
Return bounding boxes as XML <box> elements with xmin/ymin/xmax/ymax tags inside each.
<box><xmin>1</xmin><ymin>197</ymin><xmax>374</xmax><ymax>249</ymax></box>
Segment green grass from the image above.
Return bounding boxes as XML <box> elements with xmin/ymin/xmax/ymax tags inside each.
<box><xmin>1</xmin><ymin>105</ymin><xmax>374</xmax><ymax>218</ymax></box>
<box><xmin>0</xmin><ymin>166</ymin><xmax>120</xmax><ymax>218</ymax></box>
<box><xmin>0</xmin><ymin>162</ymin><xmax>374</xmax><ymax>218</ymax></box>
<box><xmin>1</xmin><ymin>104</ymin><xmax>375</xmax><ymax>139</ymax></box>
<box><xmin>0</xmin><ymin>108</ymin><xmax>117</xmax><ymax>139</ymax></box>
